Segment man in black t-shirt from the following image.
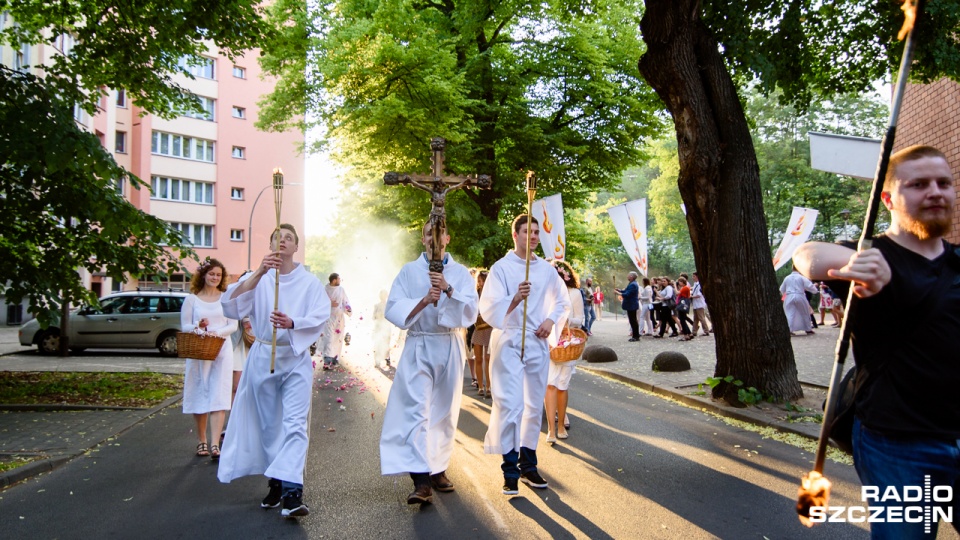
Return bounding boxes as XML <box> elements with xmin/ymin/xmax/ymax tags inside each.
<box><xmin>795</xmin><ymin>145</ymin><xmax>959</xmax><ymax>538</ymax></box>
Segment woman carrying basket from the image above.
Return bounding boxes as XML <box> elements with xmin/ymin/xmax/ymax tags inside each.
<box><xmin>181</xmin><ymin>258</ymin><xmax>237</xmax><ymax>460</ymax></box>
<box><xmin>545</xmin><ymin>260</ymin><xmax>584</xmax><ymax>443</ymax></box>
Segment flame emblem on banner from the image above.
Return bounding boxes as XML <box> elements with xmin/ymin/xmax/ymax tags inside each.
<box><xmin>790</xmin><ymin>213</ymin><xmax>806</xmax><ymax>236</ymax></box>
<box><xmin>555</xmin><ymin>234</ymin><xmax>565</xmax><ymax>259</ymax></box>
<box><xmin>542</xmin><ymin>206</ymin><xmax>553</xmax><ymax>233</ymax></box>
<box><xmin>630</xmin><ymin>216</ymin><xmax>642</xmax><ymax>240</ymax></box>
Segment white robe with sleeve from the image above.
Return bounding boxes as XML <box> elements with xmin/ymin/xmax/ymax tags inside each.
<box><xmin>318</xmin><ymin>284</ymin><xmax>350</xmax><ymax>359</ymax></box>
<box><xmin>482</xmin><ymin>251</ymin><xmax>570</xmax><ymax>455</ymax></box>
<box><xmin>780</xmin><ymin>271</ymin><xmax>817</xmax><ymax>332</ymax></box>
<box><xmin>379</xmin><ymin>253</ymin><xmax>479</xmax><ymax>476</ymax></box>
<box><xmin>180</xmin><ymin>294</ymin><xmax>237</xmax><ymax>414</ymax></box>
<box><xmin>217</xmin><ymin>264</ymin><xmax>330</xmax><ymax>485</ymax></box>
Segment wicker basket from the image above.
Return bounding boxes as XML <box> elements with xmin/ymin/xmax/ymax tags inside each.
<box><xmin>550</xmin><ymin>327</ymin><xmax>588</xmax><ymax>363</ymax></box>
<box><xmin>177</xmin><ymin>332</ymin><xmax>226</xmax><ymax>361</ymax></box>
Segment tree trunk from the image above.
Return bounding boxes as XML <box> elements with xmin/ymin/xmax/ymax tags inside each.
<box><xmin>638</xmin><ymin>0</ymin><xmax>801</xmax><ymax>404</ymax></box>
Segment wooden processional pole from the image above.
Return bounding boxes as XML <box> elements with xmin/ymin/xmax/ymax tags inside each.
<box><xmin>519</xmin><ymin>171</ymin><xmax>537</xmax><ymax>363</ymax></box>
<box><xmin>270</xmin><ymin>168</ymin><xmax>284</xmax><ymax>374</ymax></box>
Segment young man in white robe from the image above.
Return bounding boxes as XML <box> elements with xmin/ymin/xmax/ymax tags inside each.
<box><xmin>379</xmin><ymin>222</ymin><xmax>479</xmax><ymax>505</ymax></box>
<box><xmin>318</xmin><ymin>273</ymin><xmax>351</xmax><ymax>369</ymax></box>
<box><xmin>218</xmin><ymin>224</ymin><xmax>330</xmax><ymax>518</ymax></box>
<box><xmin>779</xmin><ymin>267</ymin><xmax>817</xmax><ymax>334</ymax></box>
<box><xmin>481</xmin><ymin>215</ymin><xmax>570</xmax><ymax>495</ymax></box>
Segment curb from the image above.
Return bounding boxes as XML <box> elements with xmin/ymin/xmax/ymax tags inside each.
<box><xmin>0</xmin><ymin>393</ymin><xmax>183</xmax><ymax>489</ymax></box>
<box><xmin>578</xmin><ymin>366</ymin><xmax>823</xmax><ymax>442</ymax></box>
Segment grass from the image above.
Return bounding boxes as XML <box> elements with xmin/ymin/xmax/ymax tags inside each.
<box><xmin>0</xmin><ymin>372</ymin><xmax>182</xmax><ymax>408</ymax></box>
<box><xmin>0</xmin><ymin>456</ymin><xmax>38</xmax><ymax>473</ymax></box>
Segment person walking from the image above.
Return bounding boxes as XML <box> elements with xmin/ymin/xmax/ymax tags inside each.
<box><xmin>181</xmin><ymin>258</ymin><xmax>237</xmax><ymax>460</ymax></box>
<box><xmin>794</xmin><ymin>145</ymin><xmax>960</xmax><ymax>539</ymax></box>
<box><xmin>319</xmin><ymin>273</ymin><xmax>351</xmax><ymax>370</ymax></box>
<box><xmin>593</xmin><ymin>286</ymin><xmax>604</xmax><ymax>321</ymax></box>
<box><xmin>581</xmin><ymin>277</ymin><xmax>596</xmax><ymax>336</ymax></box>
<box><xmin>690</xmin><ymin>272</ymin><xmax>712</xmax><ymax>336</ymax></box>
<box><xmin>472</xmin><ymin>270</ymin><xmax>493</xmax><ymax>397</ymax></box>
<box><xmin>615</xmin><ymin>272</ymin><xmax>640</xmax><ymax>341</ymax></box>
<box><xmin>545</xmin><ymin>261</ymin><xmax>583</xmax><ymax>444</ymax></box>
<box><xmin>654</xmin><ymin>278</ymin><xmax>679</xmax><ymax>338</ymax></box>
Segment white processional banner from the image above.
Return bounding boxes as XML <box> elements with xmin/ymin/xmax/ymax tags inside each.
<box><xmin>772</xmin><ymin>206</ymin><xmax>819</xmax><ymax>270</ymax></box>
<box><xmin>532</xmin><ymin>193</ymin><xmax>566</xmax><ymax>261</ymax></box>
<box><xmin>608</xmin><ymin>199</ymin><xmax>649</xmax><ymax>276</ymax></box>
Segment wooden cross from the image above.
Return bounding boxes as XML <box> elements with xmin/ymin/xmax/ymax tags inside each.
<box><xmin>384</xmin><ymin>137</ymin><xmax>491</xmax><ymax>272</ymax></box>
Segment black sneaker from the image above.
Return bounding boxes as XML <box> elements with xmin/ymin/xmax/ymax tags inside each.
<box><xmin>281</xmin><ymin>494</ymin><xmax>310</xmax><ymax>518</ymax></box>
<box><xmin>520</xmin><ymin>470</ymin><xmax>548</xmax><ymax>489</ymax></box>
<box><xmin>261</xmin><ymin>479</ymin><xmax>282</xmax><ymax>509</ymax></box>
<box><xmin>502</xmin><ymin>477</ymin><xmax>519</xmax><ymax>495</ymax></box>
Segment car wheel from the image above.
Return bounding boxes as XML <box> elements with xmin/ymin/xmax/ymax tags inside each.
<box><xmin>158</xmin><ymin>331</ymin><xmax>179</xmax><ymax>357</ymax></box>
<box><xmin>37</xmin><ymin>329</ymin><xmax>61</xmax><ymax>355</ymax></box>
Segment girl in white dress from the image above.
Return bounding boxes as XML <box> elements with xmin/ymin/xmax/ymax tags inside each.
<box><xmin>545</xmin><ymin>260</ymin><xmax>583</xmax><ymax>443</ymax></box>
<box><xmin>182</xmin><ymin>258</ymin><xmax>237</xmax><ymax>459</ymax></box>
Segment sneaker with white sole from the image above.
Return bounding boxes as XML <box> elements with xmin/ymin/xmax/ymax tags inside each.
<box><xmin>502</xmin><ymin>477</ymin><xmax>519</xmax><ymax>495</ymax></box>
<box><xmin>261</xmin><ymin>479</ymin><xmax>282</xmax><ymax>509</ymax></box>
<box><xmin>520</xmin><ymin>470</ymin><xmax>549</xmax><ymax>489</ymax></box>
<box><xmin>281</xmin><ymin>494</ymin><xmax>310</xmax><ymax>518</ymax></box>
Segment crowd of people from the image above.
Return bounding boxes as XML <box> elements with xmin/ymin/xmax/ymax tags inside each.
<box><xmin>172</xmin><ymin>144</ymin><xmax>958</xmax><ymax>537</ymax></box>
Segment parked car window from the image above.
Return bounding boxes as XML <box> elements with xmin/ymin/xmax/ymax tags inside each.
<box><xmin>95</xmin><ymin>296</ymin><xmax>129</xmax><ymax>315</ymax></box>
<box><xmin>161</xmin><ymin>296</ymin><xmax>184</xmax><ymax>312</ymax></box>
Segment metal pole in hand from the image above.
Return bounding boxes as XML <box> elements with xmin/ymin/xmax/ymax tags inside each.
<box><xmin>519</xmin><ymin>171</ymin><xmax>537</xmax><ymax>363</ymax></box>
<box><xmin>798</xmin><ymin>0</ymin><xmax>925</xmax><ymax>525</ymax></box>
<box><xmin>270</xmin><ymin>168</ymin><xmax>284</xmax><ymax>374</ymax></box>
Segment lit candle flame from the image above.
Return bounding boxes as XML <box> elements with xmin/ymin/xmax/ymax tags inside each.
<box><xmin>898</xmin><ymin>0</ymin><xmax>917</xmax><ymax>40</ymax></box>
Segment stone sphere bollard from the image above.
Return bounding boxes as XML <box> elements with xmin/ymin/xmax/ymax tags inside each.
<box><xmin>582</xmin><ymin>345</ymin><xmax>618</xmax><ymax>363</ymax></box>
<box><xmin>652</xmin><ymin>351</ymin><xmax>690</xmax><ymax>372</ymax></box>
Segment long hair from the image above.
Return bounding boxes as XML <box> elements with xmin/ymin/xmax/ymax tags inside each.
<box><xmin>552</xmin><ymin>260</ymin><xmax>579</xmax><ymax>289</ymax></box>
<box><xmin>190</xmin><ymin>258</ymin><xmax>228</xmax><ymax>294</ymax></box>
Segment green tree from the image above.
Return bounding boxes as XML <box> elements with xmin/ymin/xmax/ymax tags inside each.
<box><xmin>0</xmin><ymin>1</ymin><xmax>273</xmax><ymax>353</ymax></box>
<box><xmin>638</xmin><ymin>0</ymin><xmax>960</xmax><ymax>403</ymax></box>
<box><xmin>0</xmin><ymin>67</ymin><xmax>190</xmax><ymax>331</ymax></box>
<box><xmin>258</xmin><ymin>0</ymin><xmax>665</xmax><ymax>267</ymax></box>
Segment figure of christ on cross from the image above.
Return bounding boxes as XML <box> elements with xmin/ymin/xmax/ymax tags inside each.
<box><xmin>384</xmin><ymin>137</ymin><xmax>492</xmax><ymax>272</ymax></box>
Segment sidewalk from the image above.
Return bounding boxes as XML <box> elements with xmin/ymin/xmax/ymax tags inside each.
<box><xmin>0</xmin><ymin>313</ymin><xmax>847</xmax><ymax>487</ymax></box>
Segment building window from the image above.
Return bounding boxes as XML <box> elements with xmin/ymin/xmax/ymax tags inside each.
<box><xmin>231</xmin><ymin>146</ymin><xmax>245</xmax><ymax>159</ymax></box>
<box><xmin>169</xmin><ymin>222</ymin><xmax>214</xmax><ymax>248</ymax></box>
<box><xmin>115</xmin><ymin>131</ymin><xmax>126</xmax><ymax>153</ymax></box>
<box><xmin>231</xmin><ymin>106</ymin><xmax>246</xmax><ymax>119</ymax></box>
<box><xmin>230</xmin><ymin>229</ymin><xmax>244</xmax><ymax>242</ymax></box>
<box><xmin>231</xmin><ymin>187</ymin><xmax>244</xmax><ymax>200</ymax></box>
<box><xmin>232</xmin><ymin>66</ymin><xmax>246</xmax><ymax>79</ymax></box>
<box><xmin>113</xmin><ymin>178</ymin><xmax>125</xmax><ymax>196</ymax></box>
<box><xmin>182</xmin><ymin>95</ymin><xmax>215</xmax><ymax>121</ymax></box>
<box><xmin>116</xmin><ymin>89</ymin><xmax>126</xmax><ymax>108</ymax></box>
<box><xmin>151</xmin><ymin>176</ymin><xmax>214</xmax><ymax>204</ymax></box>
<box><xmin>178</xmin><ymin>55</ymin><xmax>215</xmax><ymax>80</ymax></box>
<box><xmin>15</xmin><ymin>43</ymin><xmax>29</xmax><ymax>72</ymax></box>
<box><xmin>151</xmin><ymin>131</ymin><xmax>215</xmax><ymax>162</ymax></box>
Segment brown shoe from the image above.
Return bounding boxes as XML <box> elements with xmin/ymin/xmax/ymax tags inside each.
<box><xmin>430</xmin><ymin>472</ymin><xmax>455</xmax><ymax>492</ymax></box>
<box><xmin>406</xmin><ymin>483</ymin><xmax>433</xmax><ymax>504</ymax></box>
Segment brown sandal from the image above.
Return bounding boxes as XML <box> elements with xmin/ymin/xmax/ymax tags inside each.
<box><xmin>196</xmin><ymin>442</ymin><xmax>210</xmax><ymax>457</ymax></box>
<box><xmin>210</xmin><ymin>444</ymin><xmax>220</xmax><ymax>460</ymax></box>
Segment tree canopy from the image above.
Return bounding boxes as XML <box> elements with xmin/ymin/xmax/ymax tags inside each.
<box><xmin>0</xmin><ymin>67</ymin><xmax>191</xmax><ymax>326</ymax></box>
<box><xmin>259</xmin><ymin>0</ymin><xmax>666</xmax><ymax>267</ymax></box>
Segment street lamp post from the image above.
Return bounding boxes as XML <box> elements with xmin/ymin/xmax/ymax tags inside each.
<box><xmin>248</xmin><ymin>182</ymin><xmax>301</xmax><ymax>270</ymax></box>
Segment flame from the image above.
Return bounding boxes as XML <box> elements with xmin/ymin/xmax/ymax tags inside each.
<box><xmin>790</xmin><ymin>213</ymin><xmax>806</xmax><ymax>236</ymax></box>
<box><xmin>555</xmin><ymin>234</ymin><xmax>565</xmax><ymax>259</ymax></box>
<box><xmin>630</xmin><ymin>216</ymin><xmax>642</xmax><ymax>240</ymax></box>
<box><xmin>898</xmin><ymin>0</ymin><xmax>917</xmax><ymax>41</ymax></box>
<box><xmin>773</xmin><ymin>247</ymin><xmax>783</xmax><ymax>267</ymax></box>
<box><xmin>542</xmin><ymin>206</ymin><xmax>553</xmax><ymax>233</ymax></box>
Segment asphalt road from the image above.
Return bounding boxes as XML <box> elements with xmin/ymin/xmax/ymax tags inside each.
<box><xmin>0</xmin><ymin>359</ymin><xmax>878</xmax><ymax>540</ymax></box>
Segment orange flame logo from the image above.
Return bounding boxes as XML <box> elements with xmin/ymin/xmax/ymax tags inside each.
<box><xmin>630</xmin><ymin>215</ymin><xmax>642</xmax><ymax>240</ymax></box>
<box><xmin>790</xmin><ymin>213</ymin><xmax>806</xmax><ymax>236</ymax></box>
<box><xmin>555</xmin><ymin>234</ymin><xmax>565</xmax><ymax>259</ymax></box>
<box><xmin>542</xmin><ymin>206</ymin><xmax>553</xmax><ymax>233</ymax></box>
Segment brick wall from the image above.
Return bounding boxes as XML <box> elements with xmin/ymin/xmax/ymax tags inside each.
<box><xmin>895</xmin><ymin>78</ymin><xmax>960</xmax><ymax>243</ymax></box>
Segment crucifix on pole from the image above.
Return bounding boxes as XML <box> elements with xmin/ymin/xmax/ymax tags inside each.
<box><xmin>384</xmin><ymin>137</ymin><xmax>492</xmax><ymax>272</ymax></box>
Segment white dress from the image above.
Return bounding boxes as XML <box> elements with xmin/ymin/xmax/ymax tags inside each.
<box><xmin>181</xmin><ymin>294</ymin><xmax>237</xmax><ymax>414</ymax></box>
<box><xmin>548</xmin><ymin>287</ymin><xmax>583</xmax><ymax>391</ymax></box>
<box><xmin>780</xmin><ymin>272</ymin><xmax>817</xmax><ymax>332</ymax></box>
<box><xmin>318</xmin><ymin>284</ymin><xmax>350</xmax><ymax>359</ymax></box>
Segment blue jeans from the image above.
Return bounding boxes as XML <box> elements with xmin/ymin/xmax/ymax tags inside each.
<box><xmin>280</xmin><ymin>480</ymin><xmax>303</xmax><ymax>499</ymax></box>
<box><xmin>852</xmin><ymin>418</ymin><xmax>959</xmax><ymax>539</ymax></box>
<box><xmin>502</xmin><ymin>447</ymin><xmax>538</xmax><ymax>479</ymax></box>
<box><xmin>583</xmin><ymin>304</ymin><xmax>596</xmax><ymax>333</ymax></box>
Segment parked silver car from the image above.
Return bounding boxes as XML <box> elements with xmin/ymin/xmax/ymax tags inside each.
<box><xmin>19</xmin><ymin>291</ymin><xmax>188</xmax><ymax>356</ymax></box>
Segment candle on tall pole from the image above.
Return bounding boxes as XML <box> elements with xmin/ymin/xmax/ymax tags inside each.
<box><xmin>519</xmin><ymin>171</ymin><xmax>537</xmax><ymax>363</ymax></box>
<box><xmin>270</xmin><ymin>168</ymin><xmax>284</xmax><ymax>374</ymax></box>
